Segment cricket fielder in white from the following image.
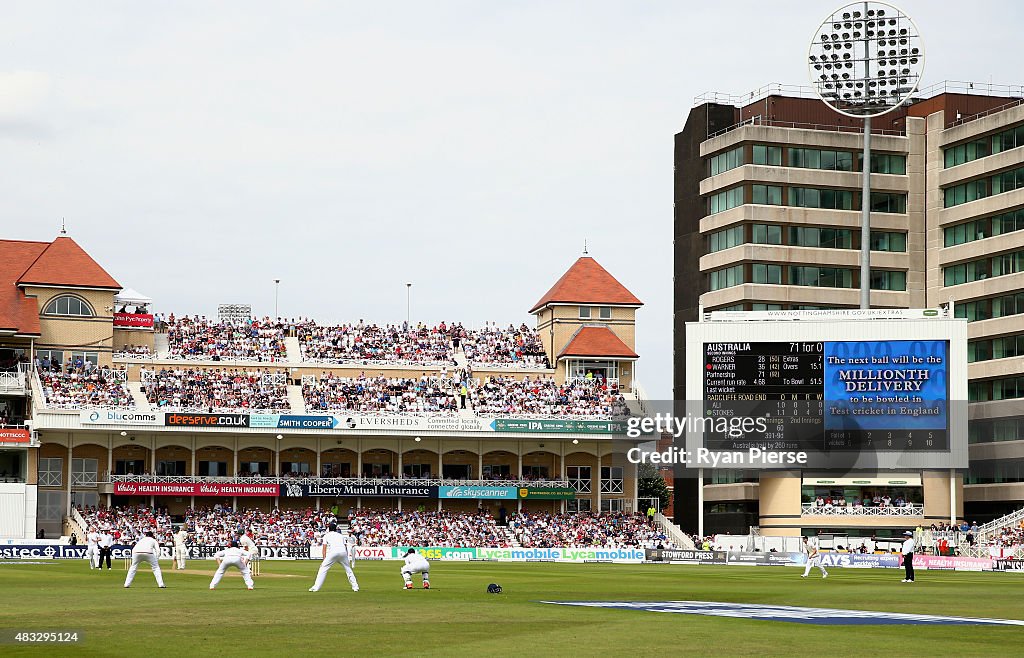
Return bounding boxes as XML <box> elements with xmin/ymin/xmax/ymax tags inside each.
<box><xmin>173</xmin><ymin>527</ymin><xmax>189</xmax><ymax>570</ymax></box>
<box><xmin>209</xmin><ymin>540</ymin><xmax>254</xmax><ymax>590</ymax></box>
<box><xmin>801</xmin><ymin>536</ymin><xmax>828</xmax><ymax>578</ymax></box>
<box><xmin>85</xmin><ymin>527</ymin><xmax>100</xmax><ymax>570</ymax></box>
<box><xmin>401</xmin><ymin>548</ymin><xmax>430</xmax><ymax>589</ymax></box>
<box><xmin>308</xmin><ymin>522</ymin><xmax>359</xmax><ymax>592</ymax></box>
<box><xmin>124</xmin><ymin>530</ymin><xmax>166</xmax><ymax>588</ymax></box>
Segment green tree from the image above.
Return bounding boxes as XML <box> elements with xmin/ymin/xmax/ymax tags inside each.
<box><xmin>637</xmin><ymin>463</ymin><xmax>670</xmax><ymax>512</ymax></box>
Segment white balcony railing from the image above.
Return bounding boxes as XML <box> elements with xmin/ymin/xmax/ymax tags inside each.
<box><xmin>802</xmin><ymin>503</ymin><xmax>923</xmax><ymax>517</ymax></box>
<box><xmin>105</xmin><ymin>474</ymin><xmax>570</xmax><ymax>488</ymax></box>
<box><xmin>0</xmin><ymin>370</ymin><xmax>26</xmax><ymax>394</ymax></box>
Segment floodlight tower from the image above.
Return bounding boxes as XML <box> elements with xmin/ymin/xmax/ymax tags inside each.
<box><xmin>808</xmin><ymin>2</ymin><xmax>924</xmax><ymax>309</ymax></box>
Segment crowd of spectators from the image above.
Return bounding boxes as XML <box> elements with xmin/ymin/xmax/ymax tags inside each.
<box><xmin>470</xmin><ymin>375</ymin><xmax>628</xmax><ymax>418</ymax></box>
<box><xmin>810</xmin><ymin>491</ymin><xmax>919</xmax><ymax>509</ymax></box>
<box><xmin>303</xmin><ymin>373</ymin><xmax>459</xmax><ymax>414</ymax></box>
<box><xmin>298</xmin><ymin>321</ymin><xmax>454</xmax><ymax>366</ymax></box>
<box><xmin>505</xmin><ymin>512</ymin><xmax>670</xmax><ymax>548</ymax></box>
<box><xmin>114</xmin><ymin>345</ymin><xmax>152</xmax><ymax>358</ymax></box>
<box><xmin>165</xmin><ymin>315</ymin><xmax>287</xmax><ymax>361</ymax></box>
<box><xmin>143</xmin><ymin>367</ymin><xmax>290</xmax><ymax>413</ymax></box>
<box><xmin>462</xmin><ymin>323</ymin><xmax>548</xmax><ymax>368</ymax></box>
<box><xmin>76</xmin><ymin>505</ymin><xmax>175</xmax><ymax>544</ymax></box>
<box><xmin>38</xmin><ymin>366</ymin><xmax>135</xmax><ymax>409</ymax></box>
<box><xmin>76</xmin><ymin>506</ymin><xmax>669</xmax><ymax>549</ymax></box>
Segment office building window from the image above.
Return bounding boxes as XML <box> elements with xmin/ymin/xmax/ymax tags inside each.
<box><xmin>751</xmin><ymin>224</ymin><xmax>782</xmax><ymax>245</ymax></box>
<box><xmin>751</xmin><ymin>264</ymin><xmax>782</xmax><ymax>284</ymax></box>
<box><xmin>945</xmin><ymin>124</ymin><xmax>1024</xmax><ymax>168</ymax></box>
<box><xmin>751</xmin><ymin>184</ymin><xmax>783</xmax><ymax>205</ymax></box>
<box><xmin>789</xmin><ymin>266</ymin><xmax>853</xmax><ymax>288</ymax></box>
<box><xmin>944</xmin><ymin>208</ymin><xmax>1024</xmax><ymax>246</ymax></box>
<box><xmin>869</xmin><ymin>232</ymin><xmax>907</xmax><ymax>252</ymax></box>
<box><xmin>789</xmin><ymin>226</ymin><xmax>853</xmax><ymax>249</ymax></box>
<box><xmin>709</xmin><ymin>146</ymin><xmax>744</xmax><ymax>176</ymax></box>
<box><xmin>709</xmin><ymin>265</ymin><xmax>745</xmax><ymax>291</ymax></box>
<box><xmin>709</xmin><ymin>186</ymin><xmax>744</xmax><ymax>215</ymax></box>
<box><xmin>869</xmin><ymin>270</ymin><xmax>906</xmax><ymax>291</ymax></box>
<box><xmin>709</xmin><ymin>225</ymin><xmax>744</xmax><ymax>252</ymax></box>
<box><xmin>752</xmin><ymin>144</ymin><xmax>782</xmax><ymax>166</ymax></box>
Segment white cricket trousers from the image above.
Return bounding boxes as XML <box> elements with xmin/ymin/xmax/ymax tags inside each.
<box><xmin>402</xmin><ymin>564</ymin><xmax>430</xmax><ymax>585</ymax></box>
<box><xmin>85</xmin><ymin>546</ymin><xmax>99</xmax><ymax>569</ymax></box>
<box><xmin>311</xmin><ymin>551</ymin><xmax>358</xmax><ymax>591</ymax></box>
<box><xmin>174</xmin><ymin>545</ymin><xmax>186</xmax><ymax>569</ymax></box>
<box><xmin>803</xmin><ymin>555</ymin><xmax>828</xmax><ymax>577</ymax></box>
<box><xmin>210</xmin><ymin>557</ymin><xmax>254</xmax><ymax>589</ymax></box>
<box><xmin>124</xmin><ymin>553</ymin><xmax>165</xmax><ymax>587</ymax></box>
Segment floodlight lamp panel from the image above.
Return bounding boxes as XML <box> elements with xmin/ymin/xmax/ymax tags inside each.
<box><xmin>807</xmin><ymin>1</ymin><xmax>924</xmax><ymax>118</ymax></box>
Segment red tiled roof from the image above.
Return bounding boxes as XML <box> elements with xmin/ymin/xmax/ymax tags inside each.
<box><xmin>17</xmin><ymin>236</ymin><xmax>121</xmax><ymax>289</ymax></box>
<box><xmin>0</xmin><ymin>240</ymin><xmax>48</xmax><ymax>335</ymax></box>
<box><xmin>530</xmin><ymin>256</ymin><xmax>641</xmax><ymax>313</ymax></box>
<box><xmin>558</xmin><ymin>326</ymin><xmax>638</xmax><ymax>359</ymax></box>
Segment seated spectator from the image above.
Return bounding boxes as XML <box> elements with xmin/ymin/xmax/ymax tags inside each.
<box><xmin>297</xmin><ymin>320</ymin><xmax>454</xmax><ymax>366</ymax></box>
<box><xmin>303</xmin><ymin>372</ymin><xmax>458</xmax><ymax>415</ymax></box>
<box><xmin>38</xmin><ymin>366</ymin><xmax>135</xmax><ymax>409</ymax></box>
<box><xmin>461</xmin><ymin>323</ymin><xmax>549</xmax><ymax>369</ymax></box>
<box><xmin>165</xmin><ymin>314</ymin><xmax>287</xmax><ymax>362</ymax></box>
<box><xmin>470</xmin><ymin>375</ymin><xmax>627</xmax><ymax>418</ymax></box>
<box><xmin>143</xmin><ymin>367</ymin><xmax>290</xmax><ymax>413</ymax></box>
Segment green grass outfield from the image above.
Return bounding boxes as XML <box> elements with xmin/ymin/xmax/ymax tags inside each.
<box><xmin>0</xmin><ymin>560</ymin><xmax>1022</xmax><ymax>657</ymax></box>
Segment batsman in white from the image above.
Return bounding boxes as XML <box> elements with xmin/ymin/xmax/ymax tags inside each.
<box><xmin>800</xmin><ymin>535</ymin><xmax>828</xmax><ymax>579</ymax></box>
<box><xmin>85</xmin><ymin>526</ymin><xmax>100</xmax><ymax>569</ymax></box>
<box><xmin>236</xmin><ymin>528</ymin><xmax>257</xmax><ymax>574</ymax></box>
<box><xmin>308</xmin><ymin>521</ymin><xmax>359</xmax><ymax>592</ymax></box>
<box><xmin>401</xmin><ymin>548</ymin><xmax>430</xmax><ymax>590</ymax></box>
<box><xmin>123</xmin><ymin>530</ymin><xmax>166</xmax><ymax>589</ymax></box>
<box><xmin>173</xmin><ymin>527</ymin><xmax>189</xmax><ymax>570</ymax></box>
<box><xmin>209</xmin><ymin>540</ymin><xmax>254</xmax><ymax>590</ymax></box>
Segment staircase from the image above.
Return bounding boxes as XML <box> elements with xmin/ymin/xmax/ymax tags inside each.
<box><xmin>153</xmin><ymin>332</ymin><xmax>170</xmax><ymax>358</ymax></box>
<box><xmin>654</xmin><ymin>512</ymin><xmax>697</xmax><ymax>550</ymax></box>
<box><xmin>286</xmin><ymin>384</ymin><xmax>307</xmax><ymax>414</ymax></box>
<box><xmin>285</xmin><ymin>337</ymin><xmax>302</xmax><ymax>363</ymax></box>
<box><xmin>130</xmin><ymin>385</ymin><xmax>153</xmax><ymax>411</ymax></box>
<box><xmin>452</xmin><ymin>343</ymin><xmax>473</xmax><ymax>416</ymax></box>
<box><xmin>452</xmin><ymin>342</ymin><xmax>469</xmax><ymax>370</ymax></box>
<box><xmin>977</xmin><ymin>506</ymin><xmax>1024</xmax><ymax>542</ymax></box>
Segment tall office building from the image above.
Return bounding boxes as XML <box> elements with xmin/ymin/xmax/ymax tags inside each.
<box><xmin>673</xmin><ymin>82</ymin><xmax>1024</xmax><ymax>535</ymax></box>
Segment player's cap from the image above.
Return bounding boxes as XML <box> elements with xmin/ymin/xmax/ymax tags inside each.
<box><xmin>144</xmin><ymin>530</ymin><xmax>154</xmax><ymax>537</ymax></box>
<box><xmin>328</xmin><ymin>522</ymin><xmax>338</xmax><ymax>532</ymax></box>
<box><xmin>405</xmin><ymin>548</ymin><xmax>416</xmax><ymax>556</ymax></box>
<box><xmin>903</xmin><ymin>531</ymin><xmax>913</xmax><ymax>536</ymax></box>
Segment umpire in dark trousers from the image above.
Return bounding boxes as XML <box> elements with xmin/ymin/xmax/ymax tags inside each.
<box><xmin>901</xmin><ymin>530</ymin><xmax>915</xmax><ymax>582</ymax></box>
<box><xmin>98</xmin><ymin>530</ymin><xmax>114</xmax><ymax>569</ymax></box>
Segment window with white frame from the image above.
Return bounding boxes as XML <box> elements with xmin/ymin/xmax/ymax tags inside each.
<box><xmin>567</xmin><ymin>466</ymin><xmax>592</xmax><ymax>493</ymax></box>
<box><xmin>38</xmin><ymin>457</ymin><xmax>62</xmax><ymax>487</ymax></box>
<box><xmin>567</xmin><ymin>498</ymin><xmax>592</xmax><ymax>512</ymax></box>
<box><xmin>600</xmin><ymin>498</ymin><xmax>625</xmax><ymax>512</ymax></box>
<box><xmin>601</xmin><ymin>466</ymin><xmax>624</xmax><ymax>494</ymax></box>
<box><xmin>579</xmin><ymin>306</ymin><xmax>592</xmax><ymax>319</ymax></box>
<box><xmin>71</xmin><ymin>458</ymin><xmax>98</xmax><ymax>486</ymax></box>
<box><xmin>44</xmin><ymin>295</ymin><xmax>94</xmax><ymax>317</ymax></box>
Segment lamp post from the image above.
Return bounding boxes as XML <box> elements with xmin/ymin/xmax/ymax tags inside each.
<box><xmin>808</xmin><ymin>2</ymin><xmax>924</xmax><ymax>309</ymax></box>
<box><xmin>274</xmin><ymin>279</ymin><xmax>280</xmax><ymax>318</ymax></box>
<box><xmin>406</xmin><ymin>282</ymin><xmax>412</xmax><ymax>330</ymax></box>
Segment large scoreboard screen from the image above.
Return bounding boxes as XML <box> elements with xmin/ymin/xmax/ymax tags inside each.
<box><xmin>704</xmin><ymin>340</ymin><xmax>949</xmax><ymax>452</ymax></box>
<box><xmin>685</xmin><ymin>311</ymin><xmax>968</xmax><ymax>470</ymax></box>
